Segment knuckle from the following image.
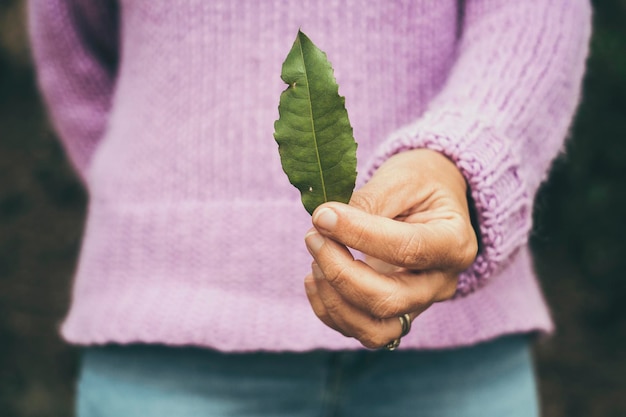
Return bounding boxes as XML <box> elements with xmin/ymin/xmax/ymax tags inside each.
<box><xmin>349</xmin><ymin>318</ymin><xmax>388</xmax><ymax>349</ymax></box>
<box><xmin>445</xmin><ymin>221</ymin><xmax>477</xmax><ymax>269</ymax></box>
<box><xmin>466</xmin><ymin>232</ymin><xmax>479</xmax><ymax>263</ymax></box>
<box><xmin>337</xmin><ymin>328</ymin><xmax>351</xmax><ymax>337</ymax></box>
<box><xmin>348</xmin><ymin>219</ymin><xmax>371</xmax><ymax>249</ymax></box>
<box><xmin>440</xmin><ymin>278</ymin><xmax>458</xmax><ymax>300</ymax></box>
<box><xmin>359</xmin><ymin>331</ymin><xmax>388</xmax><ymax>350</ymax></box>
<box><xmin>461</xmin><ymin>246</ymin><xmax>478</xmax><ymax>269</ymax></box>
<box><xmin>315</xmin><ymin>310</ymin><xmax>331</xmax><ymax>324</ymax></box>
<box><xmin>457</xmin><ymin>229</ymin><xmax>479</xmax><ymax>269</ymax></box>
<box><xmin>323</xmin><ymin>297</ymin><xmax>343</xmax><ymax>318</ymax></box>
<box><xmin>327</xmin><ymin>262</ymin><xmax>352</xmax><ymax>289</ymax></box>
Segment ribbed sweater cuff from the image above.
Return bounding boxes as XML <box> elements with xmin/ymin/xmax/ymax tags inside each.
<box><xmin>363</xmin><ymin>111</ymin><xmax>533</xmax><ymax>296</ymax></box>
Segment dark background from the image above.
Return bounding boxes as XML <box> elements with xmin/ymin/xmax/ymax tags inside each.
<box><xmin>1</xmin><ymin>1</ymin><xmax>625</xmax><ymax>416</ymax></box>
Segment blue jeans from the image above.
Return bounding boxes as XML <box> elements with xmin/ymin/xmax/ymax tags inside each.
<box><xmin>77</xmin><ymin>335</ymin><xmax>539</xmax><ymax>417</ymax></box>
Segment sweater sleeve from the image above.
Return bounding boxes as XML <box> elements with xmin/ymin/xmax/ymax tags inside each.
<box><xmin>28</xmin><ymin>0</ymin><xmax>119</xmax><ymax>182</ymax></box>
<box><xmin>363</xmin><ymin>0</ymin><xmax>592</xmax><ymax>296</ymax></box>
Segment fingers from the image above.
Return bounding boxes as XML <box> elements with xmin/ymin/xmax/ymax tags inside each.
<box><xmin>304</xmin><ymin>227</ymin><xmax>459</xmax><ymax>349</ymax></box>
<box><xmin>311</xmin><ymin>203</ymin><xmax>477</xmax><ymax>271</ymax></box>
<box><xmin>305</xmin><ymin>231</ymin><xmax>458</xmax><ymax>319</ymax></box>
<box><xmin>304</xmin><ymin>264</ymin><xmax>417</xmax><ymax>349</ymax></box>
<box><xmin>304</xmin><ymin>273</ymin><xmax>344</xmax><ymax>335</ymax></box>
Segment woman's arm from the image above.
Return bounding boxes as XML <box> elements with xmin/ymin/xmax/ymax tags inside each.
<box><xmin>28</xmin><ymin>0</ymin><xmax>119</xmax><ymax>181</ymax></box>
<box><xmin>363</xmin><ymin>0</ymin><xmax>592</xmax><ymax>296</ymax></box>
<box><xmin>304</xmin><ymin>0</ymin><xmax>592</xmax><ymax>348</ymax></box>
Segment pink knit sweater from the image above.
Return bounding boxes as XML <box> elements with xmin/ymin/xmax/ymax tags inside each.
<box><xmin>29</xmin><ymin>0</ymin><xmax>591</xmax><ymax>351</ymax></box>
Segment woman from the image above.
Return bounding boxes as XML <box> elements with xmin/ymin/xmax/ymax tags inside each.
<box><xmin>29</xmin><ymin>0</ymin><xmax>591</xmax><ymax>415</ymax></box>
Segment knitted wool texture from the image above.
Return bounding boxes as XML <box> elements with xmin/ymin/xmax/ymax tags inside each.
<box><xmin>29</xmin><ymin>0</ymin><xmax>591</xmax><ymax>351</ymax></box>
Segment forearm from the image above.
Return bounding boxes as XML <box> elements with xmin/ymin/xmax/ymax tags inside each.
<box><xmin>364</xmin><ymin>0</ymin><xmax>592</xmax><ymax>295</ymax></box>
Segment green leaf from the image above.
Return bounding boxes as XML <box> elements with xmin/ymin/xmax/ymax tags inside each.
<box><xmin>274</xmin><ymin>30</ymin><xmax>358</xmax><ymax>215</ymax></box>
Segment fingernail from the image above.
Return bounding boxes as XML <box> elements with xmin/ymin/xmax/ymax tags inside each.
<box><xmin>304</xmin><ymin>276</ymin><xmax>317</xmax><ymax>295</ymax></box>
<box><xmin>305</xmin><ymin>231</ymin><xmax>325</xmax><ymax>254</ymax></box>
<box><xmin>314</xmin><ymin>208</ymin><xmax>337</xmax><ymax>232</ymax></box>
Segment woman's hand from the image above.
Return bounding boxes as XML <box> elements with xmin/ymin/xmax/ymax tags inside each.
<box><xmin>304</xmin><ymin>149</ymin><xmax>478</xmax><ymax>349</ymax></box>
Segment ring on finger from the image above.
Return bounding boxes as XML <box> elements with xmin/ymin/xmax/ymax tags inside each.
<box><xmin>384</xmin><ymin>313</ymin><xmax>412</xmax><ymax>351</ymax></box>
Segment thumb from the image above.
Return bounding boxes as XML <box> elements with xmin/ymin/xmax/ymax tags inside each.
<box><xmin>309</xmin><ymin>174</ymin><xmax>399</xmax><ymax>240</ymax></box>
<box><xmin>311</xmin><ymin>200</ymin><xmax>466</xmax><ymax>270</ymax></box>
<box><xmin>309</xmin><ymin>162</ymin><xmax>414</xmax><ymax>247</ymax></box>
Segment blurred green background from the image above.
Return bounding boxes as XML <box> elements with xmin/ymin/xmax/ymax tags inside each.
<box><xmin>1</xmin><ymin>0</ymin><xmax>625</xmax><ymax>416</ymax></box>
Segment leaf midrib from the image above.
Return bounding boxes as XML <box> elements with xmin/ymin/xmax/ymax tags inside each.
<box><xmin>298</xmin><ymin>35</ymin><xmax>328</xmax><ymax>203</ymax></box>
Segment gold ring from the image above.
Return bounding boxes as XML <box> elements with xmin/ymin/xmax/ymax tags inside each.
<box><xmin>384</xmin><ymin>338</ymin><xmax>401</xmax><ymax>351</ymax></box>
<box><xmin>384</xmin><ymin>313</ymin><xmax>411</xmax><ymax>351</ymax></box>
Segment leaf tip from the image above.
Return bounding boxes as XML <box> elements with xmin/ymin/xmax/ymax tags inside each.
<box><xmin>296</xmin><ymin>28</ymin><xmax>311</xmax><ymax>44</ymax></box>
